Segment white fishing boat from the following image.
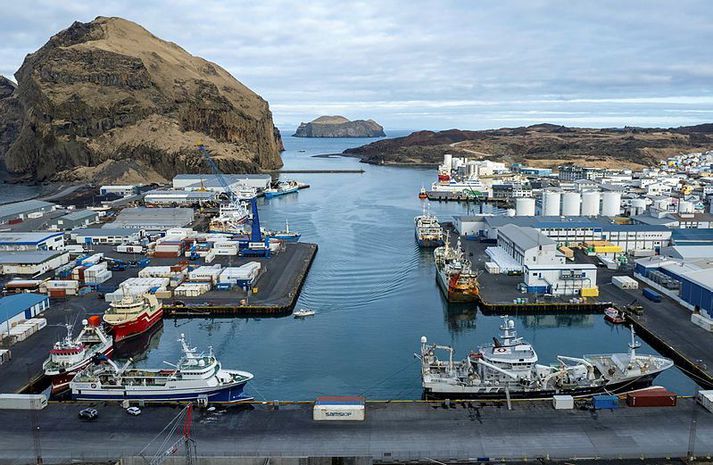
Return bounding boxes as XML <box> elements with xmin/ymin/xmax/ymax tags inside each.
<box><xmin>417</xmin><ymin>317</ymin><xmax>673</xmax><ymax>399</ymax></box>
<box><xmin>293</xmin><ymin>308</ymin><xmax>316</xmax><ymax>318</ymax></box>
<box><xmin>70</xmin><ymin>334</ymin><xmax>253</xmax><ymax>403</ymax></box>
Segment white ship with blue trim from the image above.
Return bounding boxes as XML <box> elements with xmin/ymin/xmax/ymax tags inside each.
<box><xmin>70</xmin><ymin>334</ymin><xmax>253</xmax><ymax>403</ymax></box>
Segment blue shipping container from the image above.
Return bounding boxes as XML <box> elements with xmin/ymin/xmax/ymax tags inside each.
<box><xmin>592</xmin><ymin>394</ymin><xmax>619</xmax><ymax>410</ymax></box>
<box><xmin>643</xmin><ymin>288</ymin><xmax>662</xmax><ymax>302</ymax></box>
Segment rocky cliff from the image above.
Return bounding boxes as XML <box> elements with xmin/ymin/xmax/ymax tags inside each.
<box><xmin>344</xmin><ymin>124</ymin><xmax>713</xmax><ymax>169</ymax></box>
<box><xmin>0</xmin><ymin>17</ymin><xmax>284</xmax><ymax>183</ymax></box>
<box><xmin>293</xmin><ymin>115</ymin><xmax>385</xmax><ymax>138</ymax></box>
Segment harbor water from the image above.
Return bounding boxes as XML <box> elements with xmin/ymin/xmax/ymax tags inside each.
<box><xmin>137</xmin><ymin>130</ymin><xmax>698</xmax><ymax>401</ymax></box>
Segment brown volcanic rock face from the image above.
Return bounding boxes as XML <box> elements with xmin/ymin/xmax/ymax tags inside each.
<box><xmin>0</xmin><ymin>17</ymin><xmax>283</xmax><ymax>183</ymax></box>
<box><xmin>345</xmin><ymin>124</ymin><xmax>713</xmax><ymax>168</ymax></box>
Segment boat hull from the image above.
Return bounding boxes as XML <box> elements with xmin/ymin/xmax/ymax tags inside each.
<box><xmin>72</xmin><ymin>380</ymin><xmax>251</xmax><ymax>403</ymax></box>
<box><xmin>423</xmin><ymin>373</ymin><xmax>661</xmax><ymax>400</ymax></box>
<box><xmin>273</xmin><ymin>234</ymin><xmax>301</xmax><ymax>242</ymax></box>
<box><xmin>47</xmin><ymin>346</ymin><xmax>114</xmax><ymax>394</ymax></box>
<box><xmin>264</xmin><ymin>188</ymin><xmax>298</xmax><ymax>199</ymax></box>
<box><xmin>436</xmin><ymin>269</ymin><xmax>479</xmax><ymax>303</ymax></box>
<box><xmin>107</xmin><ymin>308</ymin><xmax>164</xmax><ymax>343</ymax></box>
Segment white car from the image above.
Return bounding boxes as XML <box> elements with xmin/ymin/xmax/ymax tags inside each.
<box><xmin>126</xmin><ymin>406</ymin><xmax>141</xmax><ymax>416</ymax></box>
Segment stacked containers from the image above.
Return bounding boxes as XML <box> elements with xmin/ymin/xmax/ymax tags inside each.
<box><xmin>189</xmin><ymin>265</ymin><xmax>222</xmax><ymax>284</ymax></box>
<box><xmin>43</xmin><ymin>280</ymin><xmax>80</xmax><ymax>296</ymax></box>
<box><xmin>174</xmin><ymin>282</ymin><xmax>211</xmax><ymax>297</ymax></box>
<box><xmin>84</xmin><ymin>262</ymin><xmax>112</xmax><ymax>285</ymax></box>
<box><xmin>153</xmin><ymin>240</ymin><xmax>184</xmax><ymax>258</ymax></box>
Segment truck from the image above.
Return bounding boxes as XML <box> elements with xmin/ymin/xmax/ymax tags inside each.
<box><xmin>0</xmin><ymin>394</ymin><xmax>47</xmax><ymax>410</ymax></box>
<box><xmin>643</xmin><ymin>287</ymin><xmax>662</xmax><ymax>303</ymax></box>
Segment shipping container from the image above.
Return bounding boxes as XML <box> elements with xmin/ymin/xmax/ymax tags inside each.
<box><xmin>313</xmin><ymin>396</ymin><xmax>365</xmax><ymax>421</ymax></box>
<box><xmin>580</xmin><ymin>287</ymin><xmax>599</xmax><ymax>297</ymax></box>
<box><xmin>0</xmin><ymin>394</ymin><xmax>47</xmax><ymax>410</ymax></box>
<box><xmin>592</xmin><ymin>394</ymin><xmax>619</xmax><ymax>410</ymax></box>
<box><xmin>643</xmin><ymin>288</ymin><xmax>662</xmax><ymax>303</ymax></box>
<box><xmin>691</xmin><ymin>313</ymin><xmax>713</xmax><ymax>332</ymax></box>
<box><xmin>552</xmin><ymin>395</ymin><xmax>574</xmax><ymax>410</ymax></box>
<box><xmin>626</xmin><ymin>388</ymin><xmax>677</xmax><ymax>407</ymax></box>
<box><xmin>612</xmin><ymin>276</ymin><xmax>639</xmax><ymax>290</ymax></box>
<box><xmin>697</xmin><ymin>390</ymin><xmax>713</xmax><ymax>413</ymax></box>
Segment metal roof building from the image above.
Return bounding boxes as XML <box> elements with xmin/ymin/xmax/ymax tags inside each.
<box><xmin>0</xmin><ymin>250</ymin><xmax>71</xmax><ymax>275</ymax></box>
<box><xmin>172</xmin><ymin>174</ymin><xmax>272</xmax><ymax>191</ymax></box>
<box><xmin>107</xmin><ymin>207</ymin><xmax>194</xmax><ymax>230</ymax></box>
<box><xmin>0</xmin><ymin>293</ymin><xmax>50</xmax><ymax>335</ymax></box>
<box><xmin>0</xmin><ymin>200</ymin><xmax>55</xmax><ymax>224</ymax></box>
<box><xmin>0</xmin><ymin>232</ymin><xmax>65</xmax><ymax>251</ymax></box>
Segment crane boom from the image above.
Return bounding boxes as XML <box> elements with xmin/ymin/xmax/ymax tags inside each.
<box><xmin>197</xmin><ymin>144</ymin><xmax>235</xmax><ymax>202</ymax></box>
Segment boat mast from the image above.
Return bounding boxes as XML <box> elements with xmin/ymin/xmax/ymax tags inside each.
<box><xmin>628</xmin><ymin>325</ymin><xmax>641</xmax><ymax>360</ymax></box>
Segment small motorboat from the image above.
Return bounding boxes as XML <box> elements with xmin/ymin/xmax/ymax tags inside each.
<box><xmin>604</xmin><ymin>307</ymin><xmax>626</xmax><ymax>324</ymax></box>
<box><xmin>418</xmin><ymin>187</ymin><xmax>428</xmax><ymax>199</ymax></box>
<box><xmin>293</xmin><ymin>308</ymin><xmax>316</xmax><ymax>318</ymax></box>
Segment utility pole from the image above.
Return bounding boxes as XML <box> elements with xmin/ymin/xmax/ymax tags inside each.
<box><xmin>26</xmin><ymin>364</ymin><xmax>42</xmax><ymax>465</ymax></box>
<box><xmin>687</xmin><ymin>395</ymin><xmax>699</xmax><ymax>461</ymax></box>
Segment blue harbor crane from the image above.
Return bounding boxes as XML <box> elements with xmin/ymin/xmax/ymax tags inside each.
<box><xmin>196</xmin><ymin>144</ymin><xmax>263</xmax><ymax>244</ymax></box>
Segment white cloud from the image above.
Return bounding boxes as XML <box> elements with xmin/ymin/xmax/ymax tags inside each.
<box><xmin>1</xmin><ymin>0</ymin><xmax>712</xmax><ymax>130</ymax></box>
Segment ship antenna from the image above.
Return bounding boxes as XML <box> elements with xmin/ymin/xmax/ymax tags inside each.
<box><xmin>628</xmin><ymin>325</ymin><xmax>640</xmax><ymax>359</ymax></box>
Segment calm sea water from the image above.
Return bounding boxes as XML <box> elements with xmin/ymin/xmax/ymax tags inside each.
<box><xmin>138</xmin><ymin>130</ymin><xmax>697</xmax><ymax>400</ymax></box>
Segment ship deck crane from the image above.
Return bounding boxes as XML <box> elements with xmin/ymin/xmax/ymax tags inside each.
<box><xmin>197</xmin><ymin>144</ymin><xmax>262</xmax><ymax>243</ymax></box>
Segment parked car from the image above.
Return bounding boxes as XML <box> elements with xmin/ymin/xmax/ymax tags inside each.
<box><xmin>78</xmin><ymin>408</ymin><xmax>98</xmax><ymax>421</ymax></box>
<box><xmin>126</xmin><ymin>406</ymin><xmax>141</xmax><ymax>416</ymax></box>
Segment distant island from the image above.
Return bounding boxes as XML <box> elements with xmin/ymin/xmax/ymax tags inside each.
<box><xmin>293</xmin><ymin>116</ymin><xmax>385</xmax><ymax>138</ymax></box>
<box><xmin>343</xmin><ymin>123</ymin><xmax>713</xmax><ymax>169</ymax></box>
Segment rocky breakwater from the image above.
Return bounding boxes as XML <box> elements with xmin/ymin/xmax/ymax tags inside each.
<box><xmin>293</xmin><ymin>115</ymin><xmax>385</xmax><ymax>138</ymax></box>
<box><xmin>0</xmin><ymin>16</ymin><xmax>284</xmax><ymax>183</ymax></box>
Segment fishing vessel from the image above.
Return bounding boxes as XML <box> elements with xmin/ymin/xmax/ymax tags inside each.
<box><xmin>417</xmin><ymin>317</ymin><xmax>673</xmax><ymax>399</ymax></box>
<box><xmin>293</xmin><ymin>308</ymin><xmax>316</xmax><ymax>318</ymax></box>
<box><xmin>434</xmin><ymin>234</ymin><xmax>479</xmax><ymax>302</ymax></box>
<box><xmin>209</xmin><ymin>201</ymin><xmax>250</xmax><ymax>233</ymax></box>
<box><xmin>264</xmin><ymin>181</ymin><xmax>299</xmax><ymax>199</ymax></box>
<box><xmin>70</xmin><ymin>334</ymin><xmax>253</xmax><ymax>403</ymax></box>
<box><xmin>269</xmin><ymin>219</ymin><xmax>301</xmax><ymax>242</ymax></box>
<box><xmin>414</xmin><ymin>206</ymin><xmax>445</xmax><ymax>247</ymax></box>
<box><xmin>604</xmin><ymin>307</ymin><xmax>626</xmax><ymax>324</ymax></box>
<box><xmin>103</xmin><ymin>294</ymin><xmax>163</xmax><ymax>343</ymax></box>
<box><xmin>43</xmin><ymin>316</ymin><xmax>113</xmax><ymax>394</ymax></box>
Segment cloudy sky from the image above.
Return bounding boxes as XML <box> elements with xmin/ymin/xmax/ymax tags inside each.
<box><xmin>2</xmin><ymin>0</ymin><xmax>713</xmax><ymax>130</ymax></box>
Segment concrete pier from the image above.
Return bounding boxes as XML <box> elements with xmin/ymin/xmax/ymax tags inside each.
<box><xmin>0</xmin><ymin>400</ymin><xmax>711</xmax><ymax>464</ymax></box>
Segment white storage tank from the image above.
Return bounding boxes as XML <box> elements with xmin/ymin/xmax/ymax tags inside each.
<box><xmin>678</xmin><ymin>200</ymin><xmax>694</xmax><ymax>213</ymax></box>
<box><xmin>541</xmin><ymin>190</ymin><xmax>561</xmax><ymax>216</ymax></box>
<box><xmin>561</xmin><ymin>192</ymin><xmax>581</xmax><ymax>216</ymax></box>
<box><xmin>580</xmin><ymin>190</ymin><xmax>601</xmax><ymax>216</ymax></box>
<box><xmin>443</xmin><ymin>154</ymin><xmax>453</xmax><ymax>171</ymax></box>
<box><xmin>515</xmin><ymin>197</ymin><xmax>536</xmax><ymax>216</ymax></box>
<box><xmin>601</xmin><ymin>191</ymin><xmax>622</xmax><ymax>217</ymax></box>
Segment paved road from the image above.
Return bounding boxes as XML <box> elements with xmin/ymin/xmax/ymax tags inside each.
<box><xmin>0</xmin><ymin>400</ymin><xmax>711</xmax><ymax>464</ymax></box>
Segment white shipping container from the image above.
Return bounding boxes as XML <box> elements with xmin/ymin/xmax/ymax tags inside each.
<box><xmin>691</xmin><ymin>313</ymin><xmax>713</xmax><ymax>332</ymax></box>
<box><xmin>553</xmin><ymin>395</ymin><xmax>574</xmax><ymax>410</ymax></box>
<box><xmin>27</xmin><ymin>318</ymin><xmax>47</xmax><ymax>331</ymax></box>
<box><xmin>174</xmin><ymin>282</ymin><xmax>211</xmax><ymax>297</ymax></box>
<box><xmin>485</xmin><ymin>262</ymin><xmax>500</xmax><ymax>274</ymax></box>
<box><xmin>0</xmin><ymin>394</ymin><xmax>47</xmax><ymax>410</ymax></box>
<box><xmin>80</xmin><ymin>253</ymin><xmax>104</xmax><ymax>266</ymax></box>
<box><xmin>313</xmin><ymin>404</ymin><xmax>365</xmax><ymax>421</ymax></box>
<box><xmin>116</xmin><ymin>245</ymin><xmax>144</xmax><ymax>253</ymax></box>
<box><xmin>698</xmin><ymin>390</ymin><xmax>713</xmax><ymax>413</ymax></box>
<box><xmin>45</xmin><ymin>280</ymin><xmax>80</xmax><ymax>289</ymax></box>
<box><xmin>612</xmin><ymin>276</ymin><xmax>639</xmax><ymax>290</ymax></box>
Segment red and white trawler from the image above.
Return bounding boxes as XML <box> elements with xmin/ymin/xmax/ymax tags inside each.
<box><xmin>103</xmin><ymin>294</ymin><xmax>163</xmax><ymax>343</ymax></box>
<box><xmin>42</xmin><ymin>315</ymin><xmax>113</xmax><ymax>394</ymax></box>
